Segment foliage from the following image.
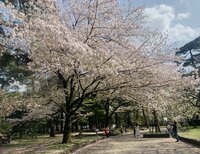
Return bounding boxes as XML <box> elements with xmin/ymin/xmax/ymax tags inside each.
<box><xmin>0</xmin><ymin>117</ymin><xmax>12</xmax><ymax>134</ymax></box>
<box><xmin>176</xmin><ymin>36</ymin><xmax>200</xmax><ymax>55</ymax></box>
<box><xmin>0</xmin><ymin>51</ymin><xmax>32</xmax><ymax>90</ymax></box>
<box><xmin>175</xmin><ymin>36</ymin><xmax>200</xmax><ymax>119</ymax></box>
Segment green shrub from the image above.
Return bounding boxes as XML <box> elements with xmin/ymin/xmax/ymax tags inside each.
<box><xmin>0</xmin><ymin>118</ymin><xmax>12</xmax><ymax>134</ymax></box>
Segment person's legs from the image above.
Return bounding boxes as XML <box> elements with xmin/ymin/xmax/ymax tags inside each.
<box><xmin>174</xmin><ymin>133</ymin><xmax>179</xmax><ymax>142</ymax></box>
<box><xmin>134</xmin><ymin>129</ymin><xmax>136</xmax><ymax>137</ymax></box>
<box><xmin>106</xmin><ymin>133</ymin><xmax>109</xmax><ymax>138</ymax></box>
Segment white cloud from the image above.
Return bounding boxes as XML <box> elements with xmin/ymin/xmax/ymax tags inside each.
<box><xmin>177</xmin><ymin>12</ymin><xmax>191</xmax><ymax>20</ymax></box>
<box><xmin>179</xmin><ymin>0</ymin><xmax>190</xmax><ymax>4</ymax></box>
<box><xmin>144</xmin><ymin>4</ymin><xmax>175</xmax><ymax>31</ymax></box>
<box><xmin>144</xmin><ymin>4</ymin><xmax>199</xmax><ymax>45</ymax></box>
<box><xmin>167</xmin><ymin>24</ymin><xmax>197</xmax><ymax>44</ymax></box>
<box><xmin>179</xmin><ymin>0</ymin><xmax>187</xmax><ymax>3</ymax></box>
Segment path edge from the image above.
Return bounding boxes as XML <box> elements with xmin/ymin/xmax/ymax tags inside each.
<box><xmin>179</xmin><ymin>136</ymin><xmax>200</xmax><ymax>147</ymax></box>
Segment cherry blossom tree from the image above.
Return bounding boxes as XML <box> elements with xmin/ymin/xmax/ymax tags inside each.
<box><xmin>1</xmin><ymin>0</ymin><xmax>198</xmax><ymax>144</ymax></box>
<box><xmin>23</xmin><ymin>0</ymin><xmax>134</xmax><ymax>143</ymax></box>
<box><xmin>0</xmin><ymin>1</ymin><xmax>28</xmax><ymax>54</ymax></box>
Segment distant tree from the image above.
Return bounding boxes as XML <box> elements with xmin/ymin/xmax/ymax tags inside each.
<box><xmin>176</xmin><ymin>36</ymin><xmax>200</xmax><ymax>71</ymax></box>
<box><xmin>0</xmin><ymin>52</ymin><xmax>32</xmax><ymax>90</ymax></box>
<box><xmin>176</xmin><ymin>36</ymin><xmax>200</xmax><ymax>118</ymax></box>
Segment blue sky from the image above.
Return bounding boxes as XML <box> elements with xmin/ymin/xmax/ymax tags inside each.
<box><xmin>120</xmin><ymin>0</ymin><xmax>200</xmax><ymax>46</ymax></box>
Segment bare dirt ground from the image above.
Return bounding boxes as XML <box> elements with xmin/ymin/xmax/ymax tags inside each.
<box><xmin>0</xmin><ymin>133</ymin><xmax>199</xmax><ymax>154</ymax></box>
<box><xmin>73</xmin><ymin>134</ymin><xmax>200</xmax><ymax>154</ymax></box>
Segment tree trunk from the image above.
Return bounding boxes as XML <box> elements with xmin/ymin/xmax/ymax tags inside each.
<box><xmin>60</xmin><ymin>111</ymin><xmax>64</xmax><ymax>133</ymax></box>
<box><xmin>135</xmin><ymin>109</ymin><xmax>139</xmax><ymax>122</ymax></box>
<box><xmin>55</xmin><ymin>118</ymin><xmax>59</xmax><ymax>132</ymax></box>
<box><xmin>19</xmin><ymin>130</ymin><xmax>23</xmax><ymax>138</ymax></box>
<box><xmin>142</xmin><ymin>108</ymin><xmax>149</xmax><ymax>128</ymax></box>
<box><xmin>74</xmin><ymin>121</ymin><xmax>79</xmax><ymax>131</ymax></box>
<box><xmin>49</xmin><ymin>119</ymin><xmax>55</xmax><ymax>137</ymax></box>
<box><xmin>88</xmin><ymin>117</ymin><xmax>93</xmax><ymax>130</ymax></box>
<box><xmin>43</xmin><ymin>124</ymin><xmax>46</xmax><ymax>134</ymax></box>
<box><xmin>62</xmin><ymin>115</ymin><xmax>72</xmax><ymax>144</ymax></box>
<box><xmin>115</xmin><ymin>113</ymin><xmax>119</xmax><ymax>128</ymax></box>
<box><xmin>152</xmin><ymin>110</ymin><xmax>161</xmax><ymax>133</ymax></box>
<box><xmin>105</xmin><ymin>117</ymin><xmax>111</xmax><ymax>128</ymax></box>
<box><xmin>105</xmin><ymin>101</ymin><xmax>110</xmax><ymax>127</ymax></box>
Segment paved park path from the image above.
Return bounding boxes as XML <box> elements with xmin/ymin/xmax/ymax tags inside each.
<box><xmin>73</xmin><ymin>134</ymin><xmax>200</xmax><ymax>154</ymax></box>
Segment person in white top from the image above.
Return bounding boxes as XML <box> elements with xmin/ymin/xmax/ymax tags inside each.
<box><xmin>135</xmin><ymin>123</ymin><xmax>140</xmax><ymax>138</ymax></box>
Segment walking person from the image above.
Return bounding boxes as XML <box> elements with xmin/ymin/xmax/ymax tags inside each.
<box><xmin>125</xmin><ymin>126</ymin><xmax>127</xmax><ymax>133</ymax></box>
<box><xmin>135</xmin><ymin>123</ymin><xmax>140</xmax><ymax>138</ymax></box>
<box><xmin>132</xmin><ymin>122</ymin><xmax>136</xmax><ymax>137</ymax></box>
<box><xmin>120</xmin><ymin>126</ymin><xmax>123</xmax><ymax>135</ymax></box>
<box><xmin>104</xmin><ymin>127</ymin><xmax>110</xmax><ymax>138</ymax></box>
<box><xmin>95</xmin><ymin>128</ymin><xmax>99</xmax><ymax>136</ymax></box>
<box><xmin>167</xmin><ymin>123</ymin><xmax>172</xmax><ymax>136</ymax></box>
<box><xmin>171</xmin><ymin>121</ymin><xmax>179</xmax><ymax>142</ymax></box>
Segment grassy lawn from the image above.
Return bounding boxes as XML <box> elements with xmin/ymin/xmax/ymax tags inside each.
<box><xmin>179</xmin><ymin>127</ymin><xmax>200</xmax><ymax>141</ymax></box>
<box><xmin>1</xmin><ymin>133</ymin><xmax>105</xmax><ymax>154</ymax></box>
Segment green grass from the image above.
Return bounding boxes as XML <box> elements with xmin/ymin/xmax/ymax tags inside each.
<box><xmin>1</xmin><ymin>134</ymin><xmax>104</xmax><ymax>154</ymax></box>
<box><xmin>179</xmin><ymin>127</ymin><xmax>200</xmax><ymax>141</ymax></box>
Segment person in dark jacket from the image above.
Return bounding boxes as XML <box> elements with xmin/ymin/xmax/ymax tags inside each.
<box><xmin>171</xmin><ymin>121</ymin><xmax>179</xmax><ymax>142</ymax></box>
<box><xmin>132</xmin><ymin>122</ymin><xmax>136</xmax><ymax>137</ymax></box>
